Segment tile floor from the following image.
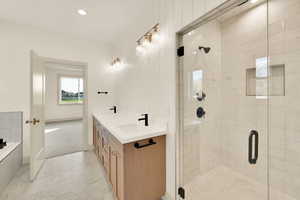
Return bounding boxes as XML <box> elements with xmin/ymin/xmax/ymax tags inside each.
<box><xmin>45</xmin><ymin>120</ymin><xmax>86</xmax><ymax>158</ymax></box>
<box><xmin>0</xmin><ymin>151</ymin><xmax>114</xmax><ymax>200</ymax></box>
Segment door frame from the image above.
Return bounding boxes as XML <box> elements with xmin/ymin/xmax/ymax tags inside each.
<box><xmin>42</xmin><ymin>56</ymin><xmax>89</xmax><ymax>151</ymax></box>
<box><xmin>30</xmin><ymin>54</ymin><xmax>89</xmax><ymax>174</ymax></box>
<box><xmin>174</xmin><ymin>0</ymin><xmax>253</xmax><ymax>199</ymax></box>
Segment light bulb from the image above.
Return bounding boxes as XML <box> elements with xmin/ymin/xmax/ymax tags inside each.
<box><xmin>77</xmin><ymin>9</ymin><xmax>87</xmax><ymax>16</ymax></box>
<box><xmin>250</xmin><ymin>0</ymin><xmax>259</xmax><ymax>3</ymax></box>
<box><xmin>142</xmin><ymin>39</ymin><xmax>151</xmax><ymax>48</ymax></box>
<box><xmin>136</xmin><ymin>44</ymin><xmax>144</xmax><ymax>52</ymax></box>
<box><xmin>152</xmin><ymin>32</ymin><xmax>161</xmax><ymax>42</ymax></box>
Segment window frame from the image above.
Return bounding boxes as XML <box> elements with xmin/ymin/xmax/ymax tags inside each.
<box><xmin>57</xmin><ymin>74</ymin><xmax>84</xmax><ymax>105</ymax></box>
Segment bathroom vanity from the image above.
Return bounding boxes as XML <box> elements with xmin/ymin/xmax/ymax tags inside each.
<box><xmin>93</xmin><ymin>114</ymin><xmax>166</xmax><ymax>200</ymax></box>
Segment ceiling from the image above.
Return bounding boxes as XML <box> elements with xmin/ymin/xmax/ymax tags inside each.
<box><xmin>0</xmin><ymin>0</ymin><xmax>157</xmax><ymax>45</ymax></box>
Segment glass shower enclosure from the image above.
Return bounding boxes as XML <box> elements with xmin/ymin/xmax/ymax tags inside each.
<box><xmin>177</xmin><ymin>0</ymin><xmax>300</xmax><ymax>199</ymax></box>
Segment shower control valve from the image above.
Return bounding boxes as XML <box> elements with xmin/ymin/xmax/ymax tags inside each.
<box><xmin>196</xmin><ymin>107</ymin><xmax>206</xmax><ymax>119</ymax></box>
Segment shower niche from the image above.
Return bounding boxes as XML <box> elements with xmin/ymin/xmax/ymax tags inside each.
<box><xmin>246</xmin><ymin>62</ymin><xmax>285</xmax><ymax>97</ymax></box>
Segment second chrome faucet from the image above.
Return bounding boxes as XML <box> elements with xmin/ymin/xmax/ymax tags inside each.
<box><xmin>138</xmin><ymin>114</ymin><xmax>149</xmax><ymax>126</ymax></box>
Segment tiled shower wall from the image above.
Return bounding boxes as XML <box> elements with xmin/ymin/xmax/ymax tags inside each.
<box><xmin>0</xmin><ymin>112</ymin><xmax>22</xmax><ymax>143</ymax></box>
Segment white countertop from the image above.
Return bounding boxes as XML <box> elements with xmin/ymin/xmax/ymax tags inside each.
<box><xmin>0</xmin><ymin>142</ymin><xmax>20</xmax><ymax>162</ymax></box>
<box><xmin>93</xmin><ymin>113</ymin><xmax>167</xmax><ymax>144</ymax></box>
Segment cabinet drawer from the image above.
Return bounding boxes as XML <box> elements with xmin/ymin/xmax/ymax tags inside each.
<box><xmin>102</xmin><ymin>146</ymin><xmax>110</xmax><ymax>175</ymax></box>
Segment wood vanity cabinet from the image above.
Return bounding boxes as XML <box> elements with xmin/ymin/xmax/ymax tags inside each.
<box><xmin>92</xmin><ymin>117</ymin><xmax>166</xmax><ymax>200</ymax></box>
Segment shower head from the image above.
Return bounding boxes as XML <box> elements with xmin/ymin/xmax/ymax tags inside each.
<box><xmin>199</xmin><ymin>46</ymin><xmax>211</xmax><ymax>54</ymax></box>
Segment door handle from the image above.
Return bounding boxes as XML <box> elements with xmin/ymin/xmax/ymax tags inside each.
<box><xmin>26</xmin><ymin>118</ymin><xmax>40</xmax><ymax>125</ymax></box>
<box><xmin>248</xmin><ymin>130</ymin><xmax>259</xmax><ymax>164</ymax></box>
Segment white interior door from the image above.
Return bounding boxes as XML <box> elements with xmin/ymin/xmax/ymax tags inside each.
<box><xmin>29</xmin><ymin>51</ymin><xmax>45</xmax><ymax>181</ymax></box>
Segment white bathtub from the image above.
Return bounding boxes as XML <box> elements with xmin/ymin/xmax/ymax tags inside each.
<box><xmin>0</xmin><ymin>142</ymin><xmax>22</xmax><ymax>195</ymax></box>
<box><xmin>0</xmin><ymin>142</ymin><xmax>20</xmax><ymax>162</ymax></box>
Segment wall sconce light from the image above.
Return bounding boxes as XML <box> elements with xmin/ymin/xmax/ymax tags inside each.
<box><xmin>111</xmin><ymin>57</ymin><xmax>121</xmax><ymax>66</ymax></box>
<box><xmin>136</xmin><ymin>23</ymin><xmax>160</xmax><ymax>53</ymax></box>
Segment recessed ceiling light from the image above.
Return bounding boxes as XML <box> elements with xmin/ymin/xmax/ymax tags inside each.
<box><xmin>77</xmin><ymin>9</ymin><xmax>87</xmax><ymax>16</ymax></box>
<box><xmin>250</xmin><ymin>0</ymin><xmax>259</xmax><ymax>3</ymax></box>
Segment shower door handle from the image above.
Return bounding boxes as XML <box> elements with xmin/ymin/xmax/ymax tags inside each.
<box><xmin>248</xmin><ymin>130</ymin><xmax>259</xmax><ymax>165</ymax></box>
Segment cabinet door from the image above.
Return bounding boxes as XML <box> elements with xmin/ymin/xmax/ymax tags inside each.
<box><xmin>103</xmin><ymin>144</ymin><xmax>109</xmax><ymax>173</ymax></box>
<box><xmin>111</xmin><ymin>149</ymin><xmax>123</xmax><ymax>200</ymax></box>
<box><xmin>93</xmin><ymin>119</ymin><xmax>96</xmax><ymax>147</ymax></box>
<box><xmin>116</xmin><ymin>152</ymin><xmax>123</xmax><ymax>200</ymax></box>
<box><xmin>98</xmin><ymin>134</ymin><xmax>102</xmax><ymax>162</ymax></box>
<box><xmin>95</xmin><ymin>134</ymin><xmax>98</xmax><ymax>156</ymax></box>
<box><xmin>110</xmin><ymin>151</ymin><xmax>118</xmax><ymax>196</ymax></box>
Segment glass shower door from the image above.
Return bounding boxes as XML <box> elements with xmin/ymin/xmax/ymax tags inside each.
<box><xmin>268</xmin><ymin>0</ymin><xmax>300</xmax><ymax>199</ymax></box>
<box><xmin>178</xmin><ymin>1</ymin><xmax>269</xmax><ymax>199</ymax></box>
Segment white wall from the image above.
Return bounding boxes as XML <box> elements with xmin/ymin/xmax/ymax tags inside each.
<box><xmin>45</xmin><ymin>66</ymin><xmax>83</xmax><ymax>122</ymax></box>
<box><xmin>0</xmin><ymin>19</ymin><xmax>116</xmax><ymax>163</ymax></box>
<box><xmin>111</xmin><ymin>0</ymin><xmax>227</xmax><ymax>198</ymax></box>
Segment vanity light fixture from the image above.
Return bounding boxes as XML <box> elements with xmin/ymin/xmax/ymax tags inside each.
<box><xmin>78</xmin><ymin>9</ymin><xmax>88</xmax><ymax>16</ymax></box>
<box><xmin>136</xmin><ymin>23</ymin><xmax>160</xmax><ymax>52</ymax></box>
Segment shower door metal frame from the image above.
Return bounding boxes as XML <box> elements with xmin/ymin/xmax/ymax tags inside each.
<box><xmin>175</xmin><ymin>0</ymin><xmax>260</xmax><ymax>199</ymax></box>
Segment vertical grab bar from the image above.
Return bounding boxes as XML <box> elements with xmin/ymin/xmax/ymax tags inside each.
<box><xmin>248</xmin><ymin>130</ymin><xmax>259</xmax><ymax>164</ymax></box>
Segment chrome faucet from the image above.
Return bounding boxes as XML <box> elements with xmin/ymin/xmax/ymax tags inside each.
<box><xmin>138</xmin><ymin>114</ymin><xmax>149</xmax><ymax>126</ymax></box>
<box><xmin>109</xmin><ymin>106</ymin><xmax>117</xmax><ymax>114</ymax></box>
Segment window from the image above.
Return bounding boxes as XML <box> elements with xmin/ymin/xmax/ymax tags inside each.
<box><xmin>58</xmin><ymin>76</ymin><xmax>84</xmax><ymax>104</ymax></box>
<box><xmin>255</xmin><ymin>57</ymin><xmax>268</xmax><ymax>99</ymax></box>
<box><xmin>190</xmin><ymin>70</ymin><xmax>203</xmax><ymax>100</ymax></box>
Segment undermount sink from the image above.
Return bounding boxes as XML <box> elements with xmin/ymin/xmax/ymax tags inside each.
<box><xmin>117</xmin><ymin>124</ymin><xmax>149</xmax><ymax>133</ymax></box>
<box><xmin>117</xmin><ymin>123</ymin><xmax>166</xmax><ymax>135</ymax></box>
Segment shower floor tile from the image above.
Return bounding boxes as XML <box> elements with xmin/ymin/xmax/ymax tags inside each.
<box><xmin>185</xmin><ymin>166</ymin><xmax>296</xmax><ymax>200</ymax></box>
